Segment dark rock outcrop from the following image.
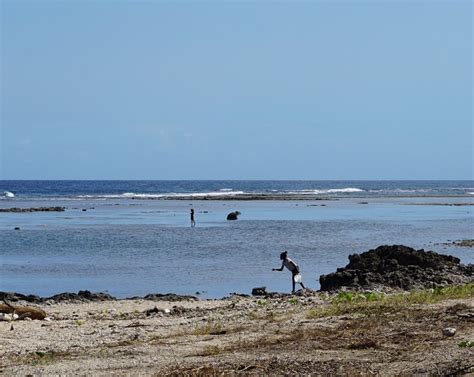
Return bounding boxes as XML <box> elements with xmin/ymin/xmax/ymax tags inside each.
<box><xmin>319</xmin><ymin>245</ymin><xmax>473</xmax><ymax>292</ymax></box>
<box><xmin>0</xmin><ymin>292</ymin><xmax>42</xmax><ymax>303</ymax></box>
<box><xmin>48</xmin><ymin>290</ymin><xmax>115</xmax><ymax>302</ymax></box>
<box><xmin>0</xmin><ymin>290</ymin><xmax>115</xmax><ymax>303</ymax></box>
<box><xmin>0</xmin><ymin>291</ymin><xmax>199</xmax><ymax>303</ymax></box>
<box><xmin>142</xmin><ymin>293</ymin><xmax>198</xmax><ymax>301</ymax></box>
<box><xmin>226</xmin><ymin>211</ymin><xmax>241</xmax><ymax>220</ymax></box>
<box><xmin>0</xmin><ymin>207</ymin><xmax>65</xmax><ymax>213</ymax></box>
<box><xmin>448</xmin><ymin>239</ymin><xmax>474</xmax><ymax>248</ymax></box>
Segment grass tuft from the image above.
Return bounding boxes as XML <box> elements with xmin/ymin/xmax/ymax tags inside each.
<box><xmin>308</xmin><ymin>284</ymin><xmax>474</xmax><ymax>319</ymax></box>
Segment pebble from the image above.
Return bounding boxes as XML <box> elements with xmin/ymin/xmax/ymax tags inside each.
<box><xmin>442</xmin><ymin>327</ymin><xmax>456</xmax><ymax>337</ymax></box>
<box><xmin>0</xmin><ymin>313</ymin><xmax>19</xmax><ymax>321</ymax></box>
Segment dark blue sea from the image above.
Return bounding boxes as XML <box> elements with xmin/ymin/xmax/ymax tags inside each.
<box><xmin>1</xmin><ymin>180</ymin><xmax>473</xmax><ymax>298</ymax></box>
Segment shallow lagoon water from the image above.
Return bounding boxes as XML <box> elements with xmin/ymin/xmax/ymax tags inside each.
<box><xmin>1</xmin><ymin>196</ymin><xmax>472</xmax><ymax>298</ymax></box>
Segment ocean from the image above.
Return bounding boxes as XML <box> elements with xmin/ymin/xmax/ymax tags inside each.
<box><xmin>1</xmin><ymin>180</ymin><xmax>473</xmax><ymax>298</ymax></box>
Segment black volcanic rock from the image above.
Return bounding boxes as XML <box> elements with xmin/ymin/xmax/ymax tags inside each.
<box><xmin>142</xmin><ymin>293</ymin><xmax>198</xmax><ymax>301</ymax></box>
<box><xmin>226</xmin><ymin>211</ymin><xmax>240</xmax><ymax>220</ymax></box>
<box><xmin>47</xmin><ymin>290</ymin><xmax>116</xmax><ymax>302</ymax></box>
<box><xmin>319</xmin><ymin>245</ymin><xmax>473</xmax><ymax>291</ymax></box>
<box><xmin>0</xmin><ymin>207</ymin><xmax>65</xmax><ymax>213</ymax></box>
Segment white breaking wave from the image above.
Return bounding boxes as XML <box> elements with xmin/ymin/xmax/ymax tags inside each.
<box><xmin>326</xmin><ymin>188</ymin><xmax>364</xmax><ymax>193</ymax></box>
<box><xmin>77</xmin><ymin>191</ymin><xmax>246</xmax><ymax>199</ymax></box>
<box><xmin>191</xmin><ymin>191</ymin><xmax>245</xmax><ymax>197</ymax></box>
<box><xmin>288</xmin><ymin>188</ymin><xmax>365</xmax><ymax>195</ymax></box>
<box><xmin>1</xmin><ymin>191</ymin><xmax>15</xmax><ymax>198</ymax></box>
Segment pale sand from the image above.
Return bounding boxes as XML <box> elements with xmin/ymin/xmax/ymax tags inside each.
<box><xmin>1</xmin><ymin>294</ymin><xmax>473</xmax><ymax>376</ymax></box>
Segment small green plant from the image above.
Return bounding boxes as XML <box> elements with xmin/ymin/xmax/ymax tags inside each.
<box><xmin>256</xmin><ymin>299</ymin><xmax>267</xmax><ymax>306</ymax></box>
<box><xmin>75</xmin><ymin>319</ymin><xmax>85</xmax><ymax>326</ymax></box>
<box><xmin>458</xmin><ymin>340</ymin><xmax>474</xmax><ymax>348</ymax></box>
<box><xmin>289</xmin><ymin>297</ymin><xmax>299</xmax><ymax>305</ymax></box>
<box><xmin>363</xmin><ymin>292</ymin><xmax>385</xmax><ymax>301</ymax></box>
<box><xmin>333</xmin><ymin>291</ymin><xmax>355</xmax><ymax>303</ymax></box>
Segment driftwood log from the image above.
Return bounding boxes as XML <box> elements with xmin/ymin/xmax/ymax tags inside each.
<box><xmin>0</xmin><ymin>301</ymin><xmax>47</xmax><ymax>320</ymax></box>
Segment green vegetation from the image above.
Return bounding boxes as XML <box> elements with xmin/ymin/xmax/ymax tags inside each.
<box><xmin>458</xmin><ymin>340</ymin><xmax>474</xmax><ymax>348</ymax></box>
<box><xmin>308</xmin><ymin>284</ymin><xmax>474</xmax><ymax>319</ymax></box>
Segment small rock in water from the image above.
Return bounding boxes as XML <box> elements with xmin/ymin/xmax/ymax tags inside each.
<box><xmin>226</xmin><ymin>211</ymin><xmax>241</xmax><ymax>220</ymax></box>
<box><xmin>442</xmin><ymin>327</ymin><xmax>456</xmax><ymax>337</ymax></box>
<box><xmin>14</xmin><ymin>227</ymin><xmax>20</xmax><ymax>230</ymax></box>
<box><xmin>251</xmin><ymin>287</ymin><xmax>267</xmax><ymax>296</ymax></box>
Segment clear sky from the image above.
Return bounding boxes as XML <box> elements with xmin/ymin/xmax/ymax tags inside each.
<box><xmin>1</xmin><ymin>1</ymin><xmax>472</xmax><ymax>180</ymax></box>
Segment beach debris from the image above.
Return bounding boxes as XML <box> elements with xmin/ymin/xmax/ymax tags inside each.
<box><xmin>226</xmin><ymin>211</ymin><xmax>241</xmax><ymax>220</ymax></box>
<box><xmin>145</xmin><ymin>307</ymin><xmax>159</xmax><ymax>316</ymax></box>
<box><xmin>442</xmin><ymin>327</ymin><xmax>457</xmax><ymax>337</ymax></box>
<box><xmin>144</xmin><ymin>307</ymin><xmax>172</xmax><ymax>316</ymax></box>
<box><xmin>0</xmin><ymin>300</ymin><xmax>47</xmax><ymax>320</ymax></box>
<box><xmin>0</xmin><ymin>313</ymin><xmax>19</xmax><ymax>321</ymax></box>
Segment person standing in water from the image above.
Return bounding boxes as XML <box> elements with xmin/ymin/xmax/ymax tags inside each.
<box><xmin>190</xmin><ymin>208</ymin><xmax>195</xmax><ymax>227</ymax></box>
<box><xmin>272</xmin><ymin>251</ymin><xmax>305</xmax><ymax>293</ymax></box>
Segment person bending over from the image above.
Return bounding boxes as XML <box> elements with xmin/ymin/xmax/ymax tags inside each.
<box><xmin>272</xmin><ymin>251</ymin><xmax>306</xmax><ymax>293</ymax></box>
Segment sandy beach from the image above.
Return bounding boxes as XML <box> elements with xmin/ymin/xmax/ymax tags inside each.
<box><xmin>1</xmin><ymin>288</ymin><xmax>473</xmax><ymax>376</ymax></box>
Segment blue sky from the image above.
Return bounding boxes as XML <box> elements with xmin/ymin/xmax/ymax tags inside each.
<box><xmin>1</xmin><ymin>1</ymin><xmax>472</xmax><ymax>180</ymax></box>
